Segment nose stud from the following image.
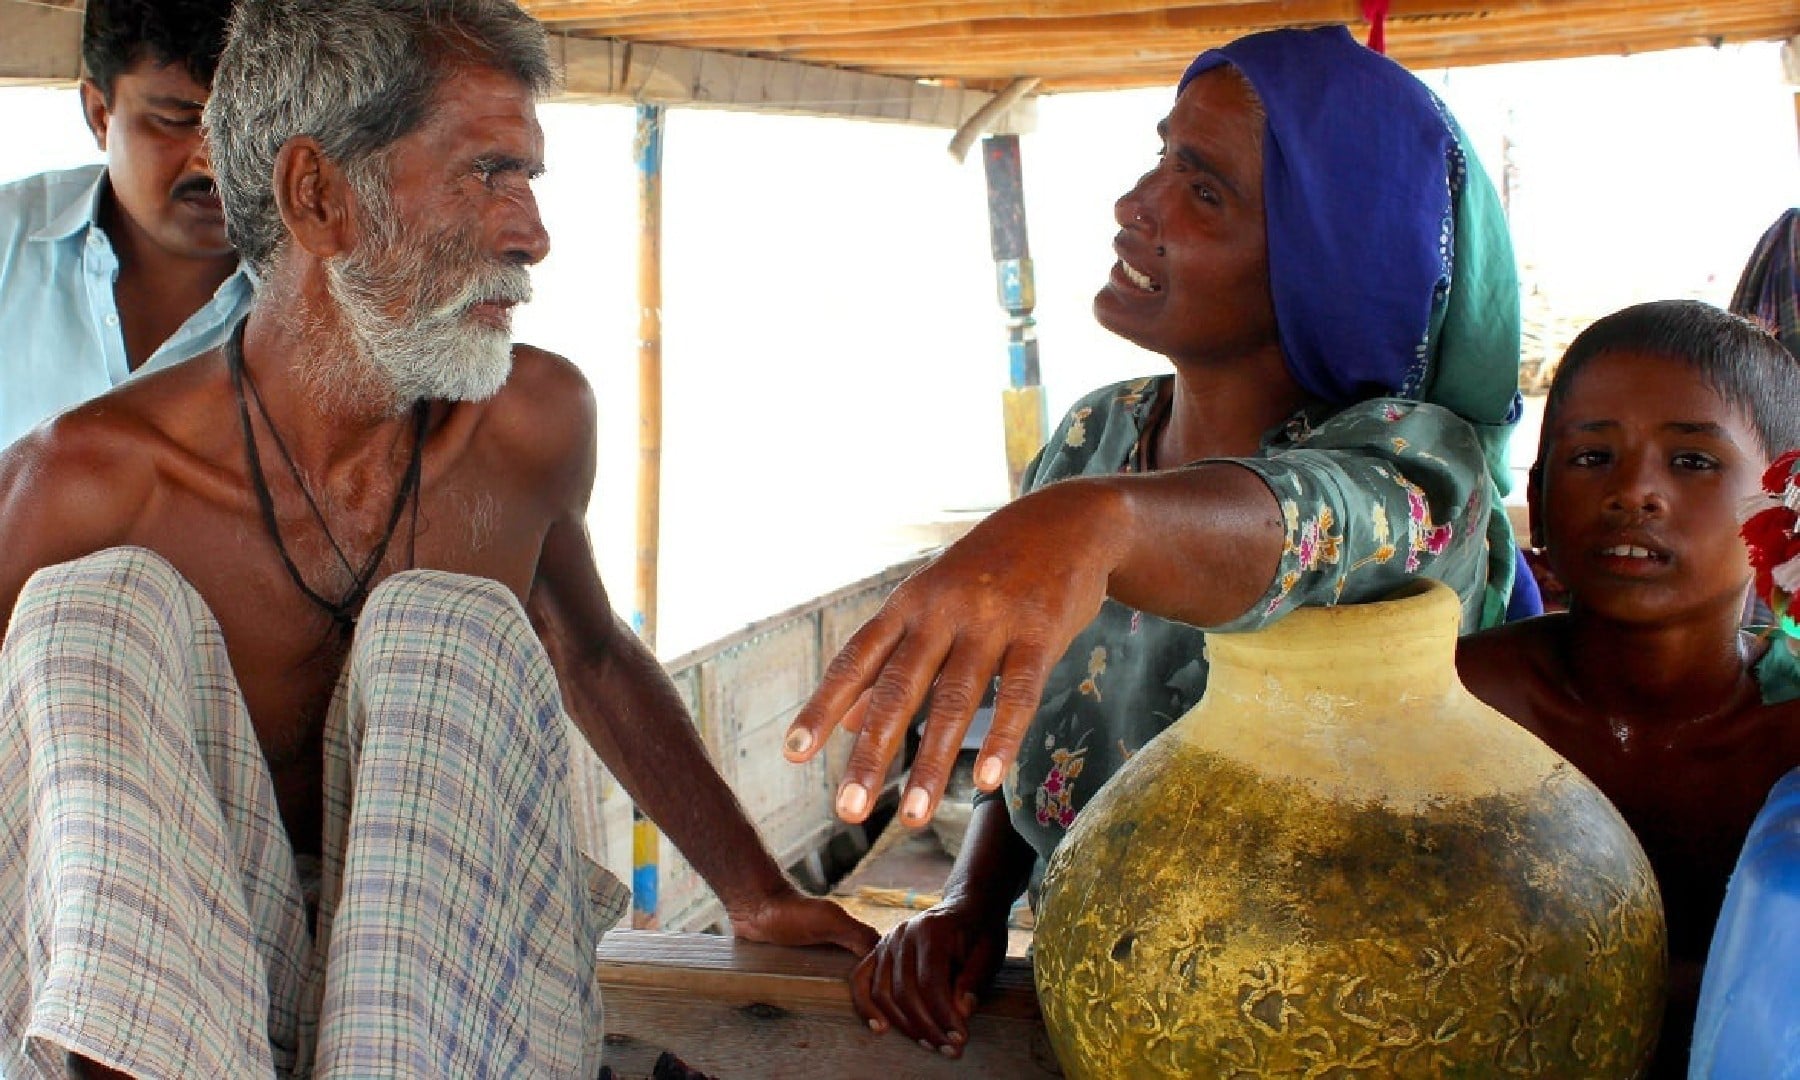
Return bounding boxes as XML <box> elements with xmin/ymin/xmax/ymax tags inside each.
<box><xmin>1155</xmin><ymin>245</ymin><xmax>1166</xmax><ymax>256</ymax></box>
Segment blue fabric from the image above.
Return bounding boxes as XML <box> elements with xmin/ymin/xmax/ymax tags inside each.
<box><xmin>1179</xmin><ymin>26</ymin><xmax>1523</xmax><ymax>458</ymax></box>
<box><xmin>1504</xmin><ymin>548</ymin><xmax>1542</xmax><ymax>621</ymax></box>
<box><xmin>1180</xmin><ymin>24</ymin><xmax>1525</xmax><ymax>624</ymax></box>
<box><xmin>1690</xmin><ymin>767</ymin><xmax>1800</xmax><ymax>1079</ymax></box>
<box><xmin>0</xmin><ymin>164</ymin><xmax>255</xmax><ymax>451</ymax></box>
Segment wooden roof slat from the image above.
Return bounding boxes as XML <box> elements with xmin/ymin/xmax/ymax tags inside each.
<box><xmin>546</xmin><ymin>0</ymin><xmax>1358</xmax><ymax>37</ymax></box>
<box><xmin>516</xmin><ymin>0</ymin><xmax>1797</xmax><ymax>93</ymax></box>
<box><xmin>528</xmin><ymin>0</ymin><xmax>1265</xmax><ymax>20</ymax></box>
<box><xmin>8</xmin><ymin>0</ymin><xmax>1795</xmax><ymax>103</ymax></box>
<box><xmin>875</xmin><ymin>27</ymin><xmax>1794</xmax><ymax>92</ymax></box>
<box><xmin>828</xmin><ymin>25</ymin><xmax>1792</xmax><ymax>81</ymax></box>
<box><xmin>719</xmin><ymin>9</ymin><xmax>1796</xmax><ymax>67</ymax></box>
<box><xmin>545</xmin><ymin>0</ymin><xmax>1529</xmax><ymax>41</ymax></box>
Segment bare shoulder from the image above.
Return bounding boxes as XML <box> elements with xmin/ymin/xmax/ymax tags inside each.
<box><xmin>1456</xmin><ymin>616</ymin><xmax>1562</xmax><ymax>726</ymax></box>
<box><xmin>491</xmin><ymin>344</ymin><xmax>596</xmax><ymax>445</ymax></box>
<box><xmin>461</xmin><ymin>344</ymin><xmax>586</xmax><ymax>469</ymax></box>
<box><xmin>0</xmin><ymin>357</ymin><xmax>231</xmax><ymax>554</ymax></box>
<box><xmin>0</xmin><ymin>393</ymin><xmax>166</xmax><ymax>618</ymax></box>
<box><xmin>1</xmin><ymin>398</ymin><xmax>157</xmax><ymax>527</ymax></box>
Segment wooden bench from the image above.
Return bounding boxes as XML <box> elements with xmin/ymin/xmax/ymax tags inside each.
<box><xmin>598</xmin><ymin>931</ymin><xmax>1063</xmax><ymax>1078</ymax></box>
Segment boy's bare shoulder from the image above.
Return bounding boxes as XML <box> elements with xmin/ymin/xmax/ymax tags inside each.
<box><xmin>1456</xmin><ymin>615</ymin><xmax>1566</xmax><ymax>726</ymax></box>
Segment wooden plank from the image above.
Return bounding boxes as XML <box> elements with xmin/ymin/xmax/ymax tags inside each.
<box><xmin>525</xmin><ymin>0</ymin><xmax>1563</xmax><ymax>27</ymax></box>
<box><xmin>552</xmin><ymin>34</ymin><xmax>1037</xmax><ymax>133</ymax></box>
<box><xmin>543</xmin><ymin>0</ymin><xmax>1443</xmax><ymax>41</ymax></box>
<box><xmin>533</xmin><ymin>0</ymin><xmax>1795</xmax><ymax>95</ymax></box>
<box><xmin>703</xmin><ymin>619</ymin><xmax>831</xmax><ymax>865</ymax></box>
<box><xmin>742</xmin><ymin>11</ymin><xmax>1796</xmax><ymax>89</ymax></box>
<box><xmin>531</xmin><ymin>0</ymin><xmax>1790</xmax><ymax>51</ymax></box>
<box><xmin>665</xmin><ymin>555</ymin><xmax>924</xmax><ymax>674</ymax></box>
<box><xmin>0</xmin><ymin>1</ymin><xmax>81</xmax><ymax>86</ymax></box>
<box><xmin>760</xmin><ymin>7</ymin><xmax>1795</xmax><ymax>68</ymax></box>
<box><xmin>598</xmin><ymin>931</ymin><xmax>1064</xmax><ymax>1077</ymax></box>
<box><xmin>566</xmin><ymin>556</ymin><xmax>929</xmax><ymax>933</ymax></box>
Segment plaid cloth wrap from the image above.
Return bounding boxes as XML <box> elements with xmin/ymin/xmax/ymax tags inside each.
<box><xmin>0</xmin><ymin>548</ymin><xmax>629</xmax><ymax>1078</ymax></box>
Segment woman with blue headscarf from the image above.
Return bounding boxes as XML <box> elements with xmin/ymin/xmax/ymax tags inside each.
<box><xmin>782</xmin><ymin>26</ymin><xmax>1527</xmax><ymax>1053</ymax></box>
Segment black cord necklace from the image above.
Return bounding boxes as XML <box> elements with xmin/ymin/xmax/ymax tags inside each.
<box><xmin>226</xmin><ymin>319</ymin><xmax>428</xmax><ymax>635</ymax></box>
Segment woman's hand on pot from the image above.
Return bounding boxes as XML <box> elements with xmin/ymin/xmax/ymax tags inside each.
<box><xmin>784</xmin><ymin>480</ymin><xmax>1126</xmax><ymax>826</ymax></box>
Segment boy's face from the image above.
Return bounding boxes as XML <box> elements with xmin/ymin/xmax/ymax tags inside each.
<box><xmin>1535</xmin><ymin>349</ymin><xmax>1764</xmax><ymax>626</ymax></box>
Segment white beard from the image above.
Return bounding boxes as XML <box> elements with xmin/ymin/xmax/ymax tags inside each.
<box><xmin>322</xmin><ymin>212</ymin><xmax>531</xmax><ymax>411</ymax></box>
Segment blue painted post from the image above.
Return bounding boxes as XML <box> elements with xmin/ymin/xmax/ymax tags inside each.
<box><xmin>982</xmin><ymin>133</ymin><xmax>1048</xmax><ymax>495</ymax></box>
<box><xmin>630</xmin><ymin>102</ymin><xmax>665</xmax><ymax>930</ymax></box>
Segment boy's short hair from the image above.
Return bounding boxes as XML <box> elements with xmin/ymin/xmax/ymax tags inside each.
<box><xmin>1543</xmin><ymin>299</ymin><xmax>1800</xmax><ymax>461</ymax></box>
<box><xmin>82</xmin><ymin>0</ymin><xmax>235</xmax><ymax>100</ymax></box>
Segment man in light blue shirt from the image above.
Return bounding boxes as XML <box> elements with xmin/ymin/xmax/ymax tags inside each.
<box><xmin>0</xmin><ymin>0</ymin><xmax>250</xmax><ymax>451</ymax></box>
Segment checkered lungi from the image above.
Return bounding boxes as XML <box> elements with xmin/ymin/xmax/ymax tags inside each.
<box><xmin>0</xmin><ymin>548</ymin><xmax>628</xmax><ymax>1078</ymax></box>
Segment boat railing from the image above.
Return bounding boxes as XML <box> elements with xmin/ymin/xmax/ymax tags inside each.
<box><xmin>597</xmin><ymin>930</ymin><xmax>1060</xmax><ymax>1077</ymax></box>
<box><xmin>568</xmin><ymin>553</ymin><xmax>933</xmax><ymax>930</ymax></box>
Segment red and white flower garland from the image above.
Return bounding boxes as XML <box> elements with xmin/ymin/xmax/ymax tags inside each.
<box><xmin>1740</xmin><ymin>448</ymin><xmax>1800</xmax><ymax>643</ymax></box>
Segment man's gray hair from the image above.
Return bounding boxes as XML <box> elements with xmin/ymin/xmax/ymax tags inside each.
<box><xmin>205</xmin><ymin>0</ymin><xmax>557</xmax><ymax>277</ymax></box>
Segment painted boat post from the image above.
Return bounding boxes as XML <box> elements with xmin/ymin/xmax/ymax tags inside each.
<box><xmin>982</xmin><ymin>132</ymin><xmax>1048</xmax><ymax>496</ymax></box>
<box><xmin>631</xmin><ymin>101</ymin><xmax>665</xmax><ymax>930</ymax></box>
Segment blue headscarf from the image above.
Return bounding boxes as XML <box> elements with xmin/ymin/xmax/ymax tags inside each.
<box><xmin>1181</xmin><ymin>25</ymin><xmax>1532</xmax><ymax>622</ymax></box>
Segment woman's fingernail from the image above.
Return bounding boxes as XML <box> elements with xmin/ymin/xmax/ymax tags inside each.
<box><xmin>901</xmin><ymin>786</ymin><xmax>929</xmax><ymax>822</ymax></box>
<box><xmin>784</xmin><ymin>728</ymin><xmax>813</xmax><ymax>756</ymax></box>
<box><xmin>918</xmin><ymin>1040</ymin><xmax>934</xmax><ymax>1052</ymax></box>
<box><xmin>948</xmin><ymin>1030</ymin><xmax>966</xmax><ymax>1045</ymax></box>
<box><xmin>975</xmin><ymin>755</ymin><xmax>1004</xmax><ymax>789</ymax></box>
<box><xmin>868</xmin><ymin>1017</ymin><xmax>885</xmax><ymax>1033</ymax></box>
<box><xmin>837</xmin><ymin>782</ymin><xmax>870</xmax><ymax>819</ymax></box>
<box><xmin>940</xmin><ymin>1044</ymin><xmax>960</xmax><ymax>1058</ymax></box>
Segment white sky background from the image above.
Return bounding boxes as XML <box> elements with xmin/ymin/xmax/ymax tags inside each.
<box><xmin>2</xmin><ymin>42</ymin><xmax>1795</xmax><ymax>656</ymax></box>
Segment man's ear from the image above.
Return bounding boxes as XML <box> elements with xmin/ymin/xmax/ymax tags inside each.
<box><xmin>273</xmin><ymin>137</ymin><xmax>356</xmax><ymax>260</ymax></box>
<box><xmin>1526</xmin><ymin>462</ymin><xmax>1546</xmax><ymax>549</ymax></box>
<box><xmin>79</xmin><ymin>79</ymin><xmax>111</xmax><ymax>151</ymax></box>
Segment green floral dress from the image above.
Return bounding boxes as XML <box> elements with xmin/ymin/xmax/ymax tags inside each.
<box><xmin>986</xmin><ymin>375</ymin><xmax>1500</xmax><ymax>870</ymax></box>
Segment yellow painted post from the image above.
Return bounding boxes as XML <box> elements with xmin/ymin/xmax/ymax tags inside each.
<box><xmin>981</xmin><ymin>133</ymin><xmax>1048</xmax><ymax>495</ymax></box>
<box><xmin>630</xmin><ymin>102</ymin><xmax>665</xmax><ymax>930</ymax></box>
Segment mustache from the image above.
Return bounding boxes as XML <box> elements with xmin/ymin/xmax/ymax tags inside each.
<box><xmin>430</xmin><ymin>262</ymin><xmax>533</xmax><ymax>324</ymax></box>
<box><xmin>170</xmin><ymin>175</ymin><xmax>218</xmax><ymax>201</ymax></box>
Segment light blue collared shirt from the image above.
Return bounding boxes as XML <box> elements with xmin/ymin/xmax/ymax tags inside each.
<box><xmin>0</xmin><ymin>163</ymin><xmax>256</xmax><ymax>450</ymax></box>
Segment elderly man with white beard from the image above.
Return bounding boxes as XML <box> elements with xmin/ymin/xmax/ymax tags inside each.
<box><xmin>0</xmin><ymin>1</ymin><xmax>876</xmax><ymax>1077</ymax></box>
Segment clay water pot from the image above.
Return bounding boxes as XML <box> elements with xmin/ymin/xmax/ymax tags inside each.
<box><xmin>1034</xmin><ymin>581</ymin><xmax>1665</xmax><ymax>1077</ymax></box>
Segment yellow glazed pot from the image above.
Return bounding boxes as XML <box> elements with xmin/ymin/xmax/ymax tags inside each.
<box><xmin>1034</xmin><ymin>581</ymin><xmax>1665</xmax><ymax>1078</ymax></box>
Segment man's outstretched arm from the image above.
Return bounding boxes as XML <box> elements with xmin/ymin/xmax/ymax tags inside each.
<box><xmin>529</xmin><ymin>514</ymin><xmax>876</xmax><ymax>955</ymax></box>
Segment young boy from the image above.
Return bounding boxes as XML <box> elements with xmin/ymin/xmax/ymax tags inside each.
<box><xmin>1457</xmin><ymin>298</ymin><xmax>1800</xmax><ymax>1078</ymax></box>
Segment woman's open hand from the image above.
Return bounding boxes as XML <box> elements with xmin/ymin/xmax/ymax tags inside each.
<box><xmin>783</xmin><ymin>479</ymin><xmax>1127</xmax><ymax>828</ymax></box>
